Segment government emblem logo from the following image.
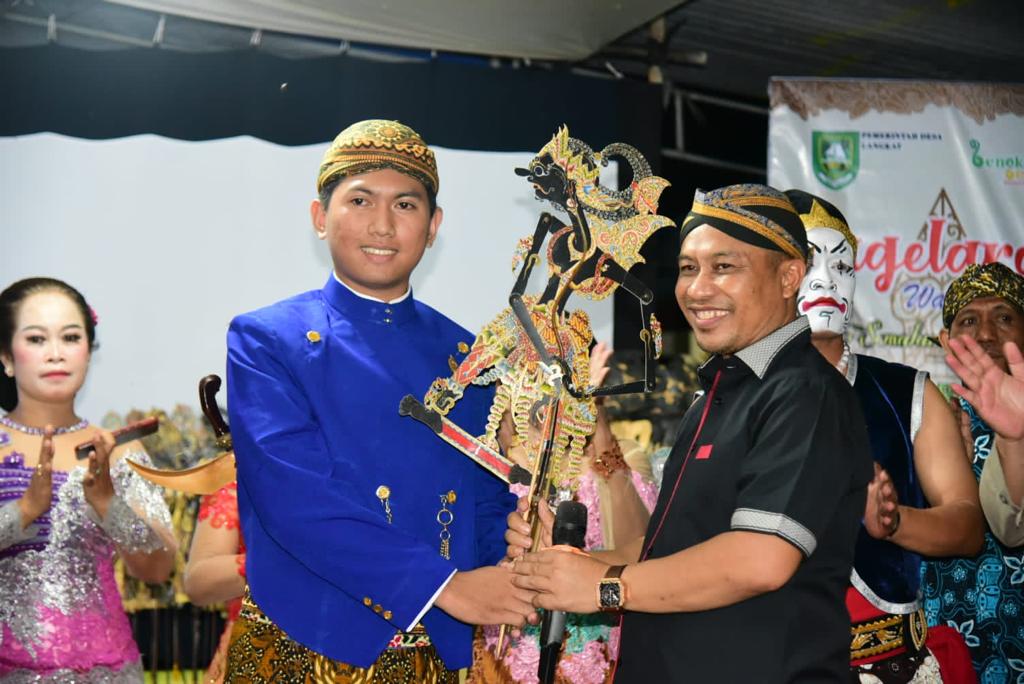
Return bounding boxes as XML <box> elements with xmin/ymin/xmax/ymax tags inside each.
<box><xmin>812</xmin><ymin>131</ymin><xmax>859</xmax><ymax>190</ymax></box>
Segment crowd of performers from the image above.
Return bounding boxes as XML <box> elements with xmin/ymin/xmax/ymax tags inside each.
<box><xmin>1</xmin><ymin>118</ymin><xmax>1023</xmax><ymax>683</ymax></box>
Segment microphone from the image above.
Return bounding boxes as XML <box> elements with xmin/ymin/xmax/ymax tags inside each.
<box><xmin>537</xmin><ymin>500</ymin><xmax>588</xmax><ymax>684</ymax></box>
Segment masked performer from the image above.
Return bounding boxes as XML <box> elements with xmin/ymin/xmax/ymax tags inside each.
<box><xmin>787</xmin><ymin>190</ymin><xmax>983</xmax><ymax>684</ymax></box>
<box><xmin>223</xmin><ymin>120</ymin><xmax>533</xmax><ymax>683</ymax></box>
<box><xmin>0</xmin><ymin>277</ymin><xmax>176</xmax><ymax>682</ymax></box>
<box><xmin>923</xmin><ymin>263</ymin><xmax>1024</xmax><ymax>682</ymax></box>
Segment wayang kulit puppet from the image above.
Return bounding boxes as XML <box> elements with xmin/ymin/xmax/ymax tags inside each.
<box><xmin>400</xmin><ymin>126</ymin><xmax>674</xmax><ymax>535</ymax></box>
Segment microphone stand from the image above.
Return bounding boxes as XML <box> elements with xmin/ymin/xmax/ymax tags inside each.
<box><xmin>537</xmin><ymin>500</ymin><xmax>588</xmax><ymax>684</ymax></box>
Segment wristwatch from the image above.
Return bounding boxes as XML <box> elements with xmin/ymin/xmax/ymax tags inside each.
<box><xmin>597</xmin><ymin>564</ymin><xmax>628</xmax><ymax>612</ymax></box>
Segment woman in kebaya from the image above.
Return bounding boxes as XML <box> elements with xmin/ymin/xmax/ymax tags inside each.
<box><xmin>0</xmin><ymin>277</ymin><xmax>176</xmax><ymax>682</ymax></box>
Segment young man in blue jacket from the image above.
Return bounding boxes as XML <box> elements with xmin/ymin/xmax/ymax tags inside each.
<box><xmin>225</xmin><ymin>120</ymin><xmax>532</xmax><ymax>682</ymax></box>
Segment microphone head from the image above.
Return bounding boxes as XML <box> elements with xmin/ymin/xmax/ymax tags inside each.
<box><xmin>552</xmin><ymin>500</ymin><xmax>588</xmax><ymax>549</ymax></box>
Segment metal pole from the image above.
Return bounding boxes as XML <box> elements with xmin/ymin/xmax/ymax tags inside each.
<box><xmin>661</xmin><ymin>148</ymin><xmax>766</xmax><ymax>177</ymax></box>
<box><xmin>674</xmin><ymin>89</ymin><xmax>685</xmax><ymax>152</ymax></box>
<box><xmin>680</xmin><ymin>89</ymin><xmax>770</xmax><ymax>116</ymax></box>
<box><xmin>3</xmin><ymin>12</ymin><xmax>156</xmax><ymax>48</ymax></box>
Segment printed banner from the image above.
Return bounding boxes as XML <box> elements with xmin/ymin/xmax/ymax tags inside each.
<box><xmin>769</xmin><ymin>79</ymin><xmax>1024</xmax><ymax>382</ymax></box>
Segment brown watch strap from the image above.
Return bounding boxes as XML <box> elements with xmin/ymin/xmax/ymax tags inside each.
<box><xmin>604</xmin><ymin>564</ymin><xmax>626</xmax><ymax>580</ymax></box>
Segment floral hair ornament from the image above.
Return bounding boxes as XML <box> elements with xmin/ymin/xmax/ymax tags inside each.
<box><xmin>88</xmin><ymin>307</ymin><xmax>99</xmax><ymax>326</ymax></box>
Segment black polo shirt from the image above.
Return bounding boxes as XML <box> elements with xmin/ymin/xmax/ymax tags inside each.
<box><xmin>615</xmin><ymin>317</ymin><xmax>873</xmax><ymax>683</ymax></box>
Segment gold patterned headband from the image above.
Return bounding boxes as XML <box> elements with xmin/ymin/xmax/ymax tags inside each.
<box><xmin>682</xmin><ymin>184</ymin><xmax>806</xmax><ymax>260</ymax></box>
<box><xmin>943</xmin><ymin>262</ymin><xmax>1024</xmax><ymax>328</ymax></box>
<box><xmin>801</xmin><ymin>199</ymin><xmax>859</xmax><ymax>258</ymax></box>
<box><xmin>316</xmin><ymin>119</ymin><xmax>439</xmax><ymax>196</ymax></box>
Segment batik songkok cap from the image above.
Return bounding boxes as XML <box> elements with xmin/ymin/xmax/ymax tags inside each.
<box><xmin>681</xmin><ymin>184</ymin><xmax>807</xmax><ymax>260</ymax></box>
<box><xmin>942</xmin><ymin>262</ymin><xmax>1024</xmax><ymax>328</ymax></box>
<box><xmin>317</xmin><ymin>119</ymin><xmax>439</xmax><ymax>196</ymax></box>
<box><xmin>784</xmin><ymin>189</ymin><xmax>859</xmax><ymax>258</ymax></box>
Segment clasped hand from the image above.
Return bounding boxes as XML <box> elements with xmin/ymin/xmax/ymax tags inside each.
<box><xmin>18</xmin><ymin>427</ymin><xmax>56</xmax><ymax>528</ymax></box>
<box><xmin>81</xmin><ymin>430</ymin><xmax>117</xmax><ymax>519</ymax></box>
<box><xmin>436</xmin><ymin>564</ymin><xmax>539</xmax><ymax>627</ymax></box>
<box><xmin>504</xmin><ymin>495</ymin><xmax>608</xmax><ymax>614</ymax></box>
<box><xmin>18</xmin><ymin>428</ymin><xmax>117</xmax><ymax>526</ymax></box>
<box><xmin>864</xmin><ymin>463</ymin><xmax>900</xmax><ymax>540</ymax></box>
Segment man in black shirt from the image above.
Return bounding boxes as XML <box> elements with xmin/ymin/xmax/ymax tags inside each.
<box><xmin>509</xmin><ymin>184</ymin><xmax>874</xmax><ymax>682</ymax></box>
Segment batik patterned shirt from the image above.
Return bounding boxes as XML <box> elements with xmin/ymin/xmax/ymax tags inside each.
<box><xmin>921</xmin><ymin>400</ymin><xmax>1024</xmax><ymax>684</ymax></box>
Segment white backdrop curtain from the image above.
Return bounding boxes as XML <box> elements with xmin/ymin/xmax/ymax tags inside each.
<box><xmin>1</xmin><ymin>133</ymin><xmax>613</xmax><ymax>420</ymax></box>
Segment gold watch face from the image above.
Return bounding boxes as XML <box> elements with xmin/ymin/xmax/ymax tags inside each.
<box><xmin>599</xmin><ymin>579</ymin><xmax>623</xmax><ymax>609</ymax></box>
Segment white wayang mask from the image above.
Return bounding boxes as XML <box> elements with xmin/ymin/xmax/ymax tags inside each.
<box><xmin>797</xmin><ymin>227</ymin><xmax>856</xmax><ymax>336</ymax></box>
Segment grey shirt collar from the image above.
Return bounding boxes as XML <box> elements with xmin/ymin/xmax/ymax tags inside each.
<box><xmin>733</xmin><ymin>316</ymin><xmax>810</xmax><ymax>379</ymax></box>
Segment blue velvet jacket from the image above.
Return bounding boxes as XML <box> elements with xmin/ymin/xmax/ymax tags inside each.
<box><xmin>226</xmin><ymin>276</ymin><xmax>515</xmax><ymax>668</ymax></box>
<box><xmin>850</xmin><ymin>354</ymin><xmax>928</xmax><ymax>612</ymax></box>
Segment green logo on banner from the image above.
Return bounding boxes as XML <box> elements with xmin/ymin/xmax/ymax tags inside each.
<box><xmin>812</xmin><ymin>131</ymin><xmax>859</xmax><ymax>190</ymax></box>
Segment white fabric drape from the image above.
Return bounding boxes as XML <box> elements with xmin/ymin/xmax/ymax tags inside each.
<box><xmin>104</xmin><ymin>0</ymin><xmax>676</xmax><ymax>60</ymax></box>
